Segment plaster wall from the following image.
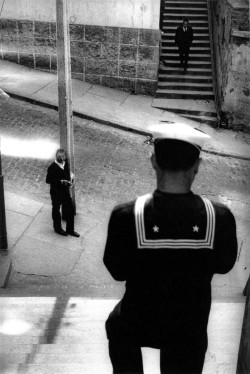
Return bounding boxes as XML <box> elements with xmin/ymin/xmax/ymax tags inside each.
<box><xmin>208</xmin><ymin>0</ymin><xmax>250</xmax><ymax>131</ymax></box>
<box><xmin>0</xmin><ymin>0</ymin><xmax>160</xmax><ymax>30</ymax></box>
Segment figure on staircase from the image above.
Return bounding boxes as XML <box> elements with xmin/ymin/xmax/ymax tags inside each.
<box><xmin>175</xmin><ymin>18</ymin><xmax>193</xmax><ymax>73</ymax></box>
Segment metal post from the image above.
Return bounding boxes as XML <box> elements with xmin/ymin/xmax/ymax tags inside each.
<box><xmin>0</xmin><ymin>137</ymin><xmax>8</xmax><ymax>250</ymax></box>
<box><xmin>56</xmin><ymin>0</ymin><xmax>76</xmax><ymax>213</ymax></box>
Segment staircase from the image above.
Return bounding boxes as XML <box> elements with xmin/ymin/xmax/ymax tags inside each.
<box><xmin>153</xmin><ymin>0</ymin><xmax>217</xmax><ymax>125</ymax></box>
<box><xmin>0</xmin><ymin>297</ymin><xmax>114</xmax><ymax>374</ymax></box>
<box><xmin>0</xmin><ymin>296</ymin><xmax>245</xmax><ymax>373</ymax></box>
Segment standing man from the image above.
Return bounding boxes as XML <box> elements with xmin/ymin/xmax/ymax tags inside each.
<box><xmin>46</xmin><ymin>148</ymin><xmax>80</xmax><ymax>237</ymax></box>
<box><xmin>175</xmin><ymin>18</ymin><xmax>193</xmax><ymax>72</ymax></box>
<box><xmin>104</xmin><ymin>123</ymin><xmax>237</xmax><ymax>374</ymax></box>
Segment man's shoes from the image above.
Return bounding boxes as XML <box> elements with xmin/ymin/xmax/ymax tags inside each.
<box><xmin>66</xmin><ymin>231</ymin><xmax>80</xmax><ymax>238</ymax></box>
<box><xmin>55</xmin><ymin>228</ymin><xmax>68</xmax><ymax>236</ymax></box>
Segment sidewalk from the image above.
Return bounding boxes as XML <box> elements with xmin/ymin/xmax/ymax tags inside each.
<box><xmin>0</xmin><ymin>60</ymin><xmax>250</xmax><ymax>161</ymax></box>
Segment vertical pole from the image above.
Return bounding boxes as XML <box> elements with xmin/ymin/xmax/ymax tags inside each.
<box><xmin>0</xmin><ymin>138</ymin><xmax>8</xmax><ymax>250</ymax></box>
<box><xmin>56</xmin><ymin>0</ymin><xmax>76</xmax><ymax>212</ymax></box>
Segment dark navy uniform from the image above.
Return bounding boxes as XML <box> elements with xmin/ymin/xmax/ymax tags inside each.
<box><xmin>104</xmin><ymin>190</ymin><xmax>237</xmax><ymax>373</ymax></box>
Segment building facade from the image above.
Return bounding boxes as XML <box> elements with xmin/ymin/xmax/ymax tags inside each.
<box><xmin>208</xmin><ymin>0</ymin><xmax>250</xmax><ymax>131</ymax></box>
<box><xmin>0</xmin><ymin>0</ymin><xmax>161</xmax><ymax>95</ymax></box>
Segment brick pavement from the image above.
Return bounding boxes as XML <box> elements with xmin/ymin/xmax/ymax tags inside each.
<box><xmin>1</xmin><ymin>97</ymin><xmax>155</xmax><ymax>212</ymax></box>
<box><xmin>1</xmin><ymin>97</ymin><xmax>249</xmax><ymax>211</ymax></box>
<box><xmin>1</xmin><ymin>98</ymin><xmax>250</xmax><ymax>298</ymax></box>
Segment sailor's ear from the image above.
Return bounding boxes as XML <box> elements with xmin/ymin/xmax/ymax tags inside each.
<box><xmin>150</xmin><ymin>152</ymin><xmax>157</xmax><ymax>170</ymax></box>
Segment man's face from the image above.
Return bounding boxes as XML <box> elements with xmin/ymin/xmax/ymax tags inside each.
<box><xmin>56</xmin><ymin>151</ymin><xmax>66</xmax><ymax>163</ymax></box>
<box><xmin>183</xmin><ymin>21</ymin><xmax>188</xmax><ymax>28</ymax></box>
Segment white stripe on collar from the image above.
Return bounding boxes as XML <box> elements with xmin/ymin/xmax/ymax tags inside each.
<box><xmin>134</xmin><ymin>194</ymin><xmax>215</xmax><ymax>249</ymax></box>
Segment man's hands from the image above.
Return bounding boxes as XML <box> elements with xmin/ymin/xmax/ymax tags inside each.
<box><xmin>61</xmin><ymin>180</ymin><xmax>72</xmax><ymax>187</ymax></box>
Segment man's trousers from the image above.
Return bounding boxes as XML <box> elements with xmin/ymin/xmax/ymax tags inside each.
<box><xmin>178</xmin><ymin>45</ymin><xmax>191</xmax><ymax>67</ymax></box>
<box><xmin>51</xmin><ymin>195</ymin><xmax>74</xmax><ymax>232</ymax></box>
<box><xmin>106</xmin><ymin>308</ymin><xmax>207</xmax><ymax>374</ymax></box>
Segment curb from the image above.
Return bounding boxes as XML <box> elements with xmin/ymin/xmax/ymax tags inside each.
<box><xmin>5</xmin><ymin>90</ymin><xmax>250</xmax><ymax>162</ymax></box>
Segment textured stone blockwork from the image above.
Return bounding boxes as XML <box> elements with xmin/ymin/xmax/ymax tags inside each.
<box><xmin>0</xmin><ymin>19</ymin><xmax>160</xmax><ymax>96</ymax></box>
<box><xmin>208</xmin><ymin>0</ymin><xmax>250</xmax><ymax>132</ymax></box>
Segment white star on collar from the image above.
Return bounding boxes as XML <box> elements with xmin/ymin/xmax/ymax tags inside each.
<box><xmin>193</xmin><ymin>225</ymin><xmax>199</xmax><ymax>232</ymax></box>
<box><xmin>153</xmin><ymin>225</ymin><xmax>159</xmax><ymax>233</ymax></box>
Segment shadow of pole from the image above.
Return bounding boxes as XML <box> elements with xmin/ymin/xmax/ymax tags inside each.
<box><xmin>19</xmin><ymin>295</ymin><xmax>70</xmax><ymax>371</ymax></box>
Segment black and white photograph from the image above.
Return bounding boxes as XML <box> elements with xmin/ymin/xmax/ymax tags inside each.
<box><xmin>0</xmin><ymin>0</ymin><xmax>249</xmax><ymax>373</ymax></box>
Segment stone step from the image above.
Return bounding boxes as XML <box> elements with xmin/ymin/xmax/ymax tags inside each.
<box><xmin>165</xmin><ymin>7</ymin><xmax>208</xmax><ymax>14</ymax></box>
<box><xmin>158</xmin><ymin>74</ymin><xmax>213</xmax><ymax>83</ymax></box>
<box><xmin>0</xmin><ymin>352</ymin><xmax>109</xmax><ymax>365</ymax></box>
<box><xmin>163</xmin><ymin>21</ymin><xmax>209</xmax><ymax>27</ymax></box>
<box><xmin>164</xmin><ymin>61</ymin><xmax>212</xmax><ymax>69</ymax></box>
<box><xmin>0</xmin><ymin>335</ymin><xmax>104</xmax><ymax>345</ymax></box>
<box><xmin>0</xmin><ymin>343</ymin><xmax>105</xmax><ymax>354</ymax></box>
<box><xmin>163</xmin><ymin>26</ymin><xmax>209</xmax><ymax>34</ymax></box>
<box><xmin>155</xmin><ymin>90</ymin><xmax>214</xmax><ymax>100</ymax></box>
<box><xmin>163</xmin><ymin>13</ymin><xmax>208</xmax><ymax>20</ymax></box>
<box><xmin>162</xmin><ymin>53</ymin><xmax>211</xmax><ymax>62</ymax></box>
<box><xmin>165</xmin><ymin>47</ymin><xmax>211</xmax><ymax>54</ymax></box>
<box><xmin>165</xmin><ymin>2</ymin><xmax>207</xmax><ymax>8</ymax></box>
<box><xmin>182</xmin><ymin>114</ymin><xmax>217</xmax><ymax>125</ymax></box>
<box><xmin>0</xmin><ymin>297</ymin><xmax>245</xmax><ymax>374</ymax></box>
<box><xmin>164</xmin><ymin>0</ymin><xmax>207</xmax><ymax>2</ymax></box>
<box><xmin>152</xmin><ymin>98</ymin><xmax>217</xmax><ymax>116</ymax></box>
<box><xmin>158</xmin><ymin>82</ymin><xmax>213</xmax><ymax>91</ymax></box>
<box><xmin>162</xmin><ymin>40</ymin><xmax>210</xmax><ymax>47</ymax></box>
<box><xmin>158</xmin><ymin>66</ymin><xmax>212</xmax><ymax>76</ymax></box>
<box><xmin>163</xmin><ymin>33</ymin><xmax>209</xmax><ymax>40</ymax></box>
<box><xmin>0</xmin><ymin>363</ymin><xmax>112</xmax><ymax>374</ymax></box>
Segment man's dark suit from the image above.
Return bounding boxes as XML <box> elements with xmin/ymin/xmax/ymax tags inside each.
<box><xmin>175</xmin><ymin>25</ymin><xmax>193</xmax><ymax>68</ymax></box>
<box><xmin>46</xmin><ymin>161</ymin><xmax>74</xmax><ymax>233</ymax></box>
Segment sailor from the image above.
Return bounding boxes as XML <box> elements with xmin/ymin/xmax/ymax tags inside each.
<box><xmin>104</xmin><ymin>122</ymin><xmax>237</xmax><ymax>374</ymax></box>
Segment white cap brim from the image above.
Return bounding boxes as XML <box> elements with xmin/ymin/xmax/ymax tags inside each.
<box><xmin>148</xmin><ymin>123</ymin><xmax>210</xmax><ymax>149</ymax></box>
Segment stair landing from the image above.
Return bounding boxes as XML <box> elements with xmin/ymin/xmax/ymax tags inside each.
<box><xmin>0</xmin><ymin>297</ymin><xmax>245</xmax><ymax>374</ymax></box>
<box><xmin>152</xmin><ymin>98</ymin><xmax>217</xmax><ymax>125</ymax></box>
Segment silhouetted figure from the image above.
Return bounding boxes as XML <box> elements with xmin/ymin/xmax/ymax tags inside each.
<box><xmin>175</xmin><ymin>18</ymin><xmax>193</xmax><ymax>72</ymax></box>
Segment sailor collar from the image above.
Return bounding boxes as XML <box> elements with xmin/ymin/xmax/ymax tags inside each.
<box><xmin>134</xmin><ymin>194</ymin><xmax>215</xmax><ymax>250</ymax></box>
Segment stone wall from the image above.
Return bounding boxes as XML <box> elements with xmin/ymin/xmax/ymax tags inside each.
<box><xmin>207</xmin><ymin>0</ymin><xmax>250</xmax><ymax>132</ymax></box>
<box><xmin>0</xmin><ymin>19</ymin><xmax>160</xmax><ymax>95</ymax></box>
<box><xmin>237</xmin><ymin>277</ymin><xmax>250</xmax><ymax>373</ymax></box>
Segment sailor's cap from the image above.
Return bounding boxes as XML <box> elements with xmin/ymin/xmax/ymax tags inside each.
<box><xmin>148</xmin><ymin>122</ymin><xmax>210</xmax><ymax>150</ymax></box>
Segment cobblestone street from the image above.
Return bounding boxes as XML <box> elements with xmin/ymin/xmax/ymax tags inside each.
<box><xmin>1</xmin><ymin>98</ymin><xmax>250</xmax><ymax>297</ymax></box>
